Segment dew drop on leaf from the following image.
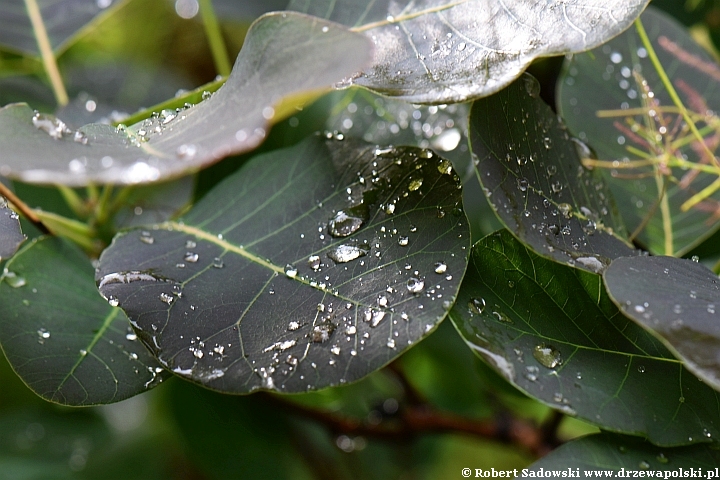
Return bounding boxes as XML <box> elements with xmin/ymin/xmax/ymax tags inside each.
<box><xmin>533</xmin><ymin>344</ymin><xmax>562</xmax><ymax>369</ymax></box>
<box><xmin>4</xmin><ymin>271</ymin><xmax>26</xmax><ymax>288</ymax></box>
<box><xmin>328</xmin><ymin>210</ymin><xmax>364</xmax><ymax>237</ymax></box>
<box><xmin>328</xmin><ymin>245</ymin><xmax>367</xmax><ymax>263</ymax></box>
<box><xmin>468</xmin><ymin>298</ymin><xmax>485</xmax><ymax>314</ymax></box>
<box><xmin>434</xmin><ymin>262</ymin><xmax>447</xmax><ymax>274</ymax></box>
<box><xmin>406</xmin><ymin>277</ymin><xmax>425</xmax><ymax>293</ymax></box>
<box><xmin>284</xmin><ymin>264</ymin><xmax>298</xmax><ymax>278</ymax></box>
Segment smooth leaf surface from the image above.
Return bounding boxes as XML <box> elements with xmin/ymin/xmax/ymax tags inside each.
<box><xmin>97</xmin><ymin>135</ymin><xmax>470</xmax><ymax>394</ymax></box>
<box><xmin>558</xmin><ymin>7</ymin><xmax>720</xmax><ymax>256</ymax></box>
<box><xmin>0</xmin><ymin>200</ymin><xmax>25</xmax><ymax>260</ymax></box>
<box><xmin>470</xmin><ymin>74</ymin><xmax>637</xmax><ymax>274</ymax></box>
<box><xmin>289</xmin><ymin>0</ymin><xmax>649</xmax><ymax>104</ymax></box>
<box><xmin>0</xmin><ymin>237</ymin><xmax>166</xmax><ymax>405</ymax></box>
<box><xmin>0</xmin><ymin>12</ymin><xmax>372</xmax><ymax>186</ymax></box>
<box><xmin>604</xmin><ymin>255</ymin><xmax>720</xmax><ymax>392</ymax></box>
<box><xmin>0</xmin><ymin>0</ymin><xmax>121</xmax><ymax>56</ymax></box>
<box><xmin>528</xmin><ymin>433</ymin><xmax>720</xmax><ymax>470</ymax></box>
<box><xmin>450</xmin><ymin>229</ymin><xmax>720</xmax><ymax>445</ymax></box>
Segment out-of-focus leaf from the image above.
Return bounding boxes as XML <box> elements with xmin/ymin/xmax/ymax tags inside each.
<box><xmin>470</xmin><ymin>74</ymin><xmax>636</xmax><ymax>274</ymax></box>
<box><xmin>0</xmin><ymin>408</ymin><xmax>110</xmax><ymax>480</ymax></box>
<box><xmin>0</xmin><ymin>237</ymin><xmax>166</xmax><ymax>406</ymax></box>
<box><xmin>0</xmin><ymin>199</ymin><xmax>25</xmax><ymax>260</ymax></box>
<box><xmin>211</xmin><ymin>0</ymin><xmax>288</xmax><ymax>21</ymax></box>
<box><xmin>0</xmin><ymin>12</ymin><xmax>372</xmax><ymax>186</ymax></box>
<box><xmin>604</xmin><ymin>255</ymin><xmax>720</xmax><ymax>393</ymax></box>
<box><xmin>450</xmin><ymin>229</ymin><xmax>720</xmax><ymax>446</ymax></box>
<box><xmin>289</xmin><ymin>0</ymin><xmax>649</xmax><ymax>104</ymax></box>
<box><xmin>113</xmin><ymin>176</ymin><xmax>194</xmax><ymax>229</ymax></box>
<box><xmin>528</xmin><ymin>433</ymin><xmax>720</xmax><ymax>470</ymax></box>
<box><xmin>96</xmin><ymin>135</ymin><xmax>470</xmax><ymax>394</ymax></box>
<box><xmin>558</xmin><ymin>7</ymin><xmax>720</xmax><ymax>256</ymax></box>
<box><xmin>0</xmin><ymin>0</ymin><xmax>123</xmax><ymax>56</ymax></box>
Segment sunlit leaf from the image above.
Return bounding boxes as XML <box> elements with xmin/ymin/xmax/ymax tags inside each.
<box><xmin>450</xmin><ymin>229</ymin><xmax>720</xmax><ymax>445</ymax></box>
<box><xmin>469</xmin><ymin>74</ymin><xmax>637</xmax><ymax>274</ymax></box>
<box><xmin>558</xmin><ymin>7</ymin><xmax>720</xmax><ymax>256</ymax></box>
<box><xmin>604</xmin><ymin>255</ymin><xmax>720</xmax><ymax>393</ymax></box>
<box><xmin>528</xmin><ymin>433</ymin><xmax>720</xmax><ymax>470</ymax></box>
<box><xmin>289</xmin><ymin>0</ymin><xmax>649</xmax><ymax>104</ymax></box>
<box><xmin>0</xmin><ymin>0</ymin><xmax>123</xmax><ymax>56</ymax></box>
<box><xmin>96</xmin><ymin>135</ymin><xmax>470</xmax><ymax>394</ymax></box>
<box><xmin>0</xmin><ymin>237</ymin><xmax>167</xmax><ymax>406</ymax></box>
<box><xmin>0</xmin><ymin>12</ymin><xmax>372</xmax><ymax>186</ymax></box>
<box><xmin>0</xmin><ymin>199</ymin><xmax>25</xmax><ymax>260</ymax></box>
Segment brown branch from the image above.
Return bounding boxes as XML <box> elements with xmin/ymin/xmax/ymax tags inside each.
<box><xmin>261</xmin><ymin>392</ymin><xmax>555</xmax><ymax>458</ymax></box>
<box><xmin>0</xmin><ymin>182</ymin><xmax>50</xmax><ymax>234</ymax></box>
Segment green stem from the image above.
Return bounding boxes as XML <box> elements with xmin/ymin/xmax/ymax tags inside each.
<box><xmin>34</xmin><ymin>210</ymin><xmax>97</xmax><ymax>252</ymax></box>
<box><xmin>635</xmin><ymin>18</ymin><xmax>717</xmax><ymax>169</ymax></box>
<box><xmin>0</xmin><ymin>182</ymin><xmax>49</xmax><ymax>234</ymax></box>
<box><xmin>57</xmin><ymin>186</ymin><xmax>87</xmax><ymax>218</ymax></box>
<box><xmin>117</xmin><ymin>76</ymin><xmax>226</xmax><ymax>127</ymax></box>
<box><xmin>94</xmin><ymin>185</ymin><xmax>115</xmax><ymax>225</ymax></box>
<box><xmin>24</xmin><ymin>0</ymin><xmax>68</xmax><ymax>106</ymax></box>
<box><xmin>198</xmin><ymin>0</ymin><xmax>231</xmax><ymax>77</ymax></box>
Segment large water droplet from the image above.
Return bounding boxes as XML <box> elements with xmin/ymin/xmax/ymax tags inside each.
<box><xmin>32</xmin><ymin>112</ymin><xmax>71</xmax><ymax>139</ymax></box>
<box><xmin>159</xmin><ymin>292</ymin><xmax>174</xmax><ymax>305</ymax></box>
<box><xmin>4</xmin><ymin>271</ymin><xmax>26</xmax><ymax>288</ymax></box>
<box><xmin>468</xmin><ymin>297</ymin><xmax>485</xmax><ymax>314</ymax></box>
<box><xmin>328</xmin><ymin>245</ymin><xmax>367</xmax><ymax>263</ymax></box>
<box><xmin>37</xmin><ymin>328</ymin><xmax>50</xmax><ymax>344</ymax></box>
<box><xmin>533</xmin><ymin>344</ymin><xmax>562</xmax><ymax>369</ymax></box>
<box><xmin>312</xmin><ymin>322</ymin><xmax>335</xmax><ymax>342</ymax></box>
<box><xmin>285</xmin><ymin>264</ymin><xmax>298</xmax><ymax>278</ymax></box>
<box><xmin>434</xmin><ymin>262</ymin><xmax>447</xmax><ymax>274</ymax></box>
<box><xmin>328</xmin><ymin>210</ymin><xmax>364</xmax><ymax>237</ymax></box>
<box><xmin>406</xmin><ymin>277</ymin><xmax>424</xmax><ymax>293</ymax></box>
<box><xmin>363</xmin><ymin>308</ymin><xmax>386</xmax><ymax>327</ymax></box>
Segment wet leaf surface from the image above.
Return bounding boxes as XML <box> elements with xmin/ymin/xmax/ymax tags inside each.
<box><xmin>558</xmin><ymin>7</ymin><xmax>720</xmax><ymax>256</ymax></box>
<box><xmin>0</xmin><ymin>12</ymin><xmax>372</xmax><ymax>186</ymax></box>
<box><xmin>289</xmin><ymin>0</ymin><xmax>649</xmax><ymax>104</ymax></box>
<box><xmin>604</xmin><ymin>255</ymin><xmax>720</xmax><ymax>392</ymax></box>
<box><xmin>528</xmin><ymin>433</ymin><xmax>720</xmax><ymax>470</ymax></box>
<box><xmin>0</xmin><ymin>200</ymin><xmax>25</xmax><ymax>260</ymax></box>
<box><xmin>0</xmin><ymin>0</ymin><xmax>121</xmax><ymax>56</ymax></box>
<box><xmin>0</xmin><ymin>237</ymin><xmax>166</xmax><ymax>406</ymax></box>
<box><xmin>97</xmin><ymin>135</ymin><xmax>470</xmax><ymax>394</ymax></box>
<box><xmin>469</xmin><ymin>74</ymin><xmax>637</xmax><ymax>274</ymax></box>
<box><xmin>450</xmin><ymin>229</ymin><xmax>720</xmax><ymax>445</ymax></box>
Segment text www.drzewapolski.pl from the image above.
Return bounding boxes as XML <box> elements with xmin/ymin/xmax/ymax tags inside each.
<box><xmin>461</xmin><ymin>468</ymin><xmax>720</xmax><ymax>478</ymax></box>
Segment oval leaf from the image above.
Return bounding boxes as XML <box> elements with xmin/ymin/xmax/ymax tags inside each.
<box><xmin>0</xmin><ymin>12</ymin><xmax>372</xmax><ymax>186</ymax></box>
<box><xmin>604</xmin><ymin>255</ymin><xmax>720</xmax><ymax>393</ymax></box>
<box><xmin>96</xmin><ymin>135</ymin><xmax>470</xmax><ymax>394</ymax></box>
<box><xmin>0</xmin><ymin>237</ymin><xmax>166</xmax><ymax>405</ymax></box>
<box><xmin>289</xmin><ymin>0</ymin><xmax>649</xmax><ymax>104</ymax></box>
<box><xmin>0</xmin><ymin>0</ymin><xmax>120</xmax><ymax>56</ymax></box>
<box><xmin>528</xmin><ymin>433</ymin><xmax>720</xmax><ymax>470</ymax></box>
<box><xmin>470</xmin><ymin>74</ymin><xmax>637</xmax><ymax>273</ymax></box>
<box><xmin>450</xmin><ymin>229</ymin><xmax>720</xmax><ymax>445</ymax></box>
<box><xmin>558</xmin><ymin>7</ymin><xmax>720</xmax><ymax>256</ymax></box>
<box><xmin>0</xmin><ymin>198</ymin><xmax>24</xmax><ymax>260</ymax></box>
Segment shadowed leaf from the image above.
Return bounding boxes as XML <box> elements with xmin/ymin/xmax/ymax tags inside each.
<box><xmin>605</xmin><ymin>255</ymin><xmax>720</xmax><ymax>393</ymax></box>
<box><xmin>0</xmin><ymin>237</ymin><xmax>167</xmax><ymax>405</ymax></box>
<box><xmin>0</xmin><ymin>199</ymin><xmax>25</xmax><ymax>260</ymax></box>
<box><xmin>0</xmin><ymin>12</ymin><xmax>372</xmax><ymax>186</ymax></box>
<box><xmin>558</xmin><ymin>7</ymin><xmax>720</xmax><ymax>256</ymax></box>
<box><xmin>528</xmin><ymin>433</ymin><xmax>720</xmax><ymax>470</ymax></box>
<box><xmin>289</xmin><ymin>0</ymin><xmax>649</xmax><ymax>104</ymax></box>
<box><xmin>469</xmin><ymin>74</ymin><xmax>637</xmax><ymax>274</ymax></box>
<box><xmin>96</xmin><ymin>135</ymin><xmax>470</xmax><ymax>394</ymax></box>
<box><xmin>450</xmin><ymin>229</ymin><xmax>720</xmax><ymax>445</ymax></box>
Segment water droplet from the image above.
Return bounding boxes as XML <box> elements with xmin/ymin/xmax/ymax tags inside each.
<box><xmin>328</xmin><ymin>245</ymin><xmax>367</xmax><ymax>263</ymax></box>
<box><xmin>330</xmin><ymin>345</ymin><xmax>340</xmax><ymax>355</ymax></box>
<box><xmin>377</xmin><ymin>295</ymin><xmax>388</xmax><ymax>307</ymax></box>
<box><xmin>468</xmin><ymin>298</ymin><xmax>485</xmax><ymax>314</ymax></box>
<box><xmin>184</xmin><ymin>252</ymin><xmax>198</xmax><ymax>263</ymax></box>
<box><xmin>692</xmin><ymin>255</ymin><xmax>700</xmax><ymax>263</ymax></box>
<box><xmin>346</xmin><ymin>325</ymin><xmax>357</xmax><ymax>335</ymax></box>
<box><xmin>533</xmin><ymin>344</ymin><xmax>562</xmax><ymax>369</ymax></box>
<box><xmin>139</xmin><ymin>231</ymin><xmax>154</xmax><ymax>244</ymax></box>
<box><xmin>312</xmin><ymin>322</ymin><xmax>335</xmax><ymax>342</ymax></box>
<box><xmin>638</xmin><ymin>365</ymin><xmax>645</xmax><ymax>373</ymax></box>
<box><xmin>398</xmin><ymin>236</ymin><xmax>409</xmax><ymax>246</ymax></box>
<box><xmin>408</xmin><ymin>178</ymin><xmax>423</xmax><ymax>191</ymax></box>
<box><xmin>656</xmin><ymin>453</ymin><xmax>668</xmax><ymax>464</ymax></box>
<box><xmin>285</xmin><ymin>264</ymin><xmax>298</xmax><ymax>278</ymax></box>
<box><xmin>37</xmin><ymin>328</ymin><xmax>50</xmax><ymax>344</ymax></box>
<box><xmin>434</xmin><ymin>262</ymin><xmax>447</xmax><ymax>274</ymax></box>
<box><xmin>126</xmin><ymin>330</ymin><xmax>137</xmax><ymax>341</ymax></box>
<box><xmin>79</xmin><ymin>349</ymin><xmax>87</xmax><ymax>357</ymax></box>
<box><xmin>73</xmin><ymin>131</ymin><xmax>89</xmax><ymax>145</ymax></box>
<box><xmin>108</xmin><ymin>296</ymin><xmax>119</xmax><ymax>307</ymax></box>
<box><xmin>385</xmin><ymin>203</ymin><xmax>396</xmax><ymax>215</ymax></box>
<box><xmin>638</xmin><ymin>461</ymin><xmax>650</xmax><ymax>470</ymax></box>
<box><xmin>307</xmin><ymin>255</ymin><xmax>321</xmax><ymax>271</ymax></box>
<box><xmin>406</xmin><ymin>277</ymin><xmax>424</xmax><ymax>293</ymax></box>
<box><xmin>32</xmin><ymin>112</ymin><xmax>71</xmax><ymax>139</ymax></box>
<box><xmin>328</xmin><ymin>210</ymin><xmax>364</xmax><ymax>237</ymax></box>
<box><xmin>212</xmin><ymin>257</ymin><xmax>224</xmax><ymax>268</ymax></box>
<box><xmin>4</xmin><ymin>271</ymin><xmax>26</xmax><ymax>288</ymax></box>
<box><xmin>363</xmin><ymin>308</ymin><xmax>386</xmax><ymax>327</ymax></box>
<box><xmin>159</xmin><ymin>292</ymin><xmax>174</xmax><ymax>305</ymax></box>
<box><xmin>386</xmin><ymin>338</ymin><xmax>396</xmax><ymax>349</ymax></box>
<box><xmin>437</xmin><ymin>159</ymin><xmax>453</xmax><ymax>174</ymax></box>
<box><xmin>517</xmin><ymin>178</ymin><xmax>528</xmax><ymax>192</ymax></box>
<box><xmin>176</xmin><ymin>144</ymin><xmax>197</xmax><ymax>160</ymax></box>
<box><xmin>543</xmin><ymin>137</ymin><xmax>552</xmax><ymax>149</ymax></box>
<box><xmin>523</xmin><ymin>75</ymin><xmax>541</xmax><ymax>98</ymax></box>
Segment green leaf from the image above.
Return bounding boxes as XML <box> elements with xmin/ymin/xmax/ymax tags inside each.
<box><xmin>288</xmin><ymin>0</ymin><xmax>649</xmax><ymax>104</ymax></box>
<box><xmin>469</xmin><ymin>74</ymin><xmax>637</xmax><ymax>274</ymax></box>
<box><xmin>0</xmin><ymin>237</ymin><xmax>166</xmax><ymax>406</ymax></box>
<box><xmin>0</xmin><ymin>12</ymin><xmax>373</xmax><ymax>186</ymax></box>
<box><xmin>0</xmin><ymin>200</ymin><xmax>25</xmax><ymax>260</ymax></box>
<box><xmin>96</xmin><ymin>135</ymin><xmax>470</xmax><ymax>394</ymax></box>
<box><xmin>604</xmin><ymin>255</ymin><xmax>720</xmax><ymax>393</ymax></box>
<box><xmin>450</xmin><ymin>229</ymin><xmax>720</xmax><ymax>445</ymax></box>
<box><xmin>112</xmin><ymin>176</ymin><xmax>194</xmax><ymax>229</ymax></box>
<box><xmin>528</xmin><ymin>433</ymin><xmax>720</xmax><ymax>470</ymax></box>
<box><xmin>558</xmin><ymin>7</ymin><xmax>720</xmax><ymax>256</ymax></box>
<box><xmin>0</xmin><ymin>0</ymin><xmax>123</xmax><ymax>56</ymax></box>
